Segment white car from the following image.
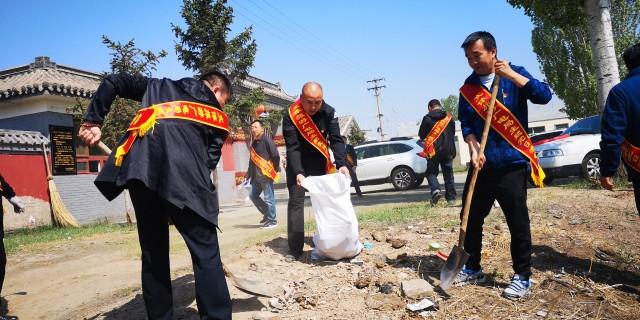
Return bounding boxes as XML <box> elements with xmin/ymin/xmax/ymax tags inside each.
<box><xmin>534</xmin><ymin>115</ymin><xmax>601</xmax><ymax>183</ymax></box>
<box><xmin>354</xmin><ymin>138</ymin><xmax>427</xmax><ymax>190</ymax></box>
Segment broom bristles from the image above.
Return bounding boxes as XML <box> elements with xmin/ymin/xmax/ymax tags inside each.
<box><xmin>48</xmin><ymin>178</ymin><xmax>79</xmax><ymax>227</ymax></box>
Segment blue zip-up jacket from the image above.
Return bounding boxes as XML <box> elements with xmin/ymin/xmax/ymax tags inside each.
<box><xmin>458</xmin><ymin>64</ymin><xmax>552</xmax><ymax>168</ymax></box>
<box><xmin>600</xmin><ymin>66</ymin><xmax>640</xmax><ymax>181</ymax></box>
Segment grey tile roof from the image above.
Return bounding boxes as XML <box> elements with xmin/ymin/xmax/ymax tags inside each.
<box><xmin>338</xmin><ymin>115</ymin><xmax>359</xmax><ymax>136</ymax></box>
<box><xmin>239</xmin><ymin>75</ymin><xmax>296</xmax><ymax>102</ymax></box>
<box><xmin>0</xmin><ymin>57</ymin><xmax>101</xmax><ymax>101</ymax></box>
<box><xmin>0</xmin><ymin>129</ymin><xmax>50</xmax><ymax>146</ymax></box>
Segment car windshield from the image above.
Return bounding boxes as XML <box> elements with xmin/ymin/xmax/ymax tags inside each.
<box><xmin>563</xmin><ymin>116</ymin><xmax>601</xmax><ymax>136</ymax></box>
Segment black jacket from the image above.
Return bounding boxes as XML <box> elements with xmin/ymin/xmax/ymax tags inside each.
<box><xmin>84</xmin><ymin>73</ymin><xmax>229</xmax><ymax>226</ymax></box>
<box><xmin>282</xmin><ymin>102</ymin><xmax>347</xmax><ymax>178</ymax></box>
<box><xmin>418</xmin><ymin>109</ymin><xmax>456</xmax><ymax>160</ymax></box>
<box><xmin>247</xmin><ymin>134</ymin><xmax>280</xmax><ymax>185</ymax></box>
<box><xmin>0</xmin><ymin>174</ymin><xmax>17</xmax><ymax>216</ymax></box>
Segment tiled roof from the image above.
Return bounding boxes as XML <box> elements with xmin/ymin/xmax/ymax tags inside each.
<box><xmin>239</xmin><ymin>75</ymin><xmax>296</xmax><ymax>102</ymax></box>
<box><xmin>0</xmin><ymin>57</ymin><xmax>101</xmax><ymax>101</ymax></box>
<box><xmin>0</xmin><ymin>129</ymin><xmax>49</xmax><ymax>146</ymax></box>
<box><xmin>338</xmin><ymin>115</ymin><xmax>359</xmax><ymax>136</ymax></box>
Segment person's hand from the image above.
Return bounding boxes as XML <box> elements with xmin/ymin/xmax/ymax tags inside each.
<box><xmin>338</xmin><ymin>166</ymin><xmax>351</xmax><ymax>180</ymax></box>
<box><xmin>470</xmin><ymin>149</ymin><xmax>486</xmax><ymax>170</ymax></box>
<box><xmin>9</xmin><ymin>197</ymin><xmax>25</xmax><ymax>213</ymax></box>
<box><xmin>78</xmin><ymin>124</ymin><xmax>102</xmax><ymax>146</ymax></box>
<box><xmin>494</xmin><ymin>59</ymin><xmax>514</xmax><ymax>78</ymax></box>
<box><xmin>296</xmin><ymin>174</ymin><xmax>306</xmax><ymax>186</ymax></box>
<box><xmin>600</xmin><ymin>176</ymin><xmax>614</xmax><ymax>190</ymax></box>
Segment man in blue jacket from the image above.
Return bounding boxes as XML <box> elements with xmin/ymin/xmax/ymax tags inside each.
<box><xmin>78</xmin><ymin>70</ymin><xmax>233</xmax><ymax>319</ymax></box>
<box><xmin>455</xmin><ymin>31</ymin><xmax>552</xmax><ymax>300</ymax></box>
<box><xmin>600</xmin><ymin>42</ymin><xmax>640</xmax><ymax>214</ymax></box>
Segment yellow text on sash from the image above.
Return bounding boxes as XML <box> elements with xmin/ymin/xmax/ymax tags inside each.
<box><xmin>288</xmin><ymin>100</ymin><xmax>336</xmax><ymax>174</ymax></box>
<box><xmin>250</xmin><ymin>146</ymin><xmax>279</xmax><ymax>182</ymax></box>
<box><xmin>622</xmin><ymin>139</ymin><xmax>640</xmax><ymax>174</ymax></box>
<box><xmin>420</xmin><ymin>112</ymin><xmax>453</xmax><ymax>159</ymax></box>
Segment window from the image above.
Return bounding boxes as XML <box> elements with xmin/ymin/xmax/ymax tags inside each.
<box><xmin>389</xmin><ymin>143</ymin><xmax>412</xmax><ymax>154</ymax></box>
<box><xmin>555</xmin><ymin>123</ymin><xmax>569</xmax><ymax>130</ymax></box>
<box><xmin>356</xmin><ymin>145</ymin><xmax>383</xmax><ymax>160</ymax></box>
<box><xmin>564</xmin><ymin>115</ymin><xmax>600</xmax><ymax>135</ymax></box>
<box><xmin>528</xmin><ymin>126</ymin><xmax>545</xmax><ymax>134</ymax></box>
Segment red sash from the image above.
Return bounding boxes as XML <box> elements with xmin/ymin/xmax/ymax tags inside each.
<box><xmin>622</xmin><ymin>139</ymin><xmax>640</xmax><ymax>174</ymax></box>
<box><xmin>288</xmin><ymin>100</ymin><xmax>336</xmax><ymax>174</ymax></box>
<box><xmin>250</xmin><ymin>146</ymin><xmax>279</xmax><ymax>181</ymax></box>
<box><xmin>419</xmin><ymin>112</ymin><xmax>453</xmax><ymax>159</ymax></box>
<box><xmin>115</xmin><ymin>101</ymin><xmax>229</xmax><ymax>166</ymax></box>
<box><xmin>460</xmin><ymin>84</ymin><xmax>546</xmax><ymax>187</ymax></box>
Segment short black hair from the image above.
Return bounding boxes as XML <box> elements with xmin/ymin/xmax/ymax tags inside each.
<box><xmin>428</xmin><ymin>99</ymin><xmax>441</xmax><ymax>108</ymax></box>
<box><xmin>250</xmin><ymin>119</ymin><xmax>263</xmax><ymax>127</ymax></box>
<box><xmin>461</xmin><ymin>31</ymin><xmax>497</xmax><ymax>51</ymax></box>
<box><xmin>622</xmin><ymin>42</ymin><xmax>640</xmax><ymax>71</ymax></box>
<box><xmin>200</xmin><ymin>69</ymin><xmax>233</xmax><ymax>96</ymax></box>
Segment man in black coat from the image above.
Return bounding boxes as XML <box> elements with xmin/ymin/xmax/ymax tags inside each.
<box><xmin>342</xmin><ymin>135</ymin><xmax>362</xmax><ymax>197</ymax></box>
<box><xmin>418</xmin><ymin>99</ymin><xmax>457</xmax><ymax>206</ymax></box>
<box><xmin>79</xmin><ymin>70</ymin><xmax>232</xmax><ymax>320</ymax></box>
<box><xmin>282</xmin><ymin>82</ymin><xmax>349</xmax><ymax>258</ymax></box>
<box><xmin>0</xmin><ymin>174</ymin><xmax>24</xmax><ymax>320</ymax></box>
<box><xmin>245</xmin><ymin>119</ymin><xmax>280</xmax><ymax>228</ymax></box>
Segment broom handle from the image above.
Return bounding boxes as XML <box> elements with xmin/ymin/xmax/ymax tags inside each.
<box><xmin>42</xmin><ymin>142</ymin><xmax>53</xmax><ymax>178</ymax></box>
<box><xmin>97</xmin><ymin>141</ymin><xmax>112</xmax><ymax>155</ymax></box>
<box><xmin>458</xmin><ymin>75</ymin><xmax>501</xmax><ymax>247</ymax></box>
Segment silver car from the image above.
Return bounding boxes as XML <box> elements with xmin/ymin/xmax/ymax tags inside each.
<box><xmin>354</xmin><ymin>138</ymin><xmax>427</xmax><ymax>190</ymax></box>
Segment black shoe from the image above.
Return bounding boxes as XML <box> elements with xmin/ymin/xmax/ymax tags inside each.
<box><xmin>0</xmin><ymin>315</ymin><xmax>18</xmax><ymax>320</ymax></box>
<box><xmin>259</xmin><ymin>217</ymin><xmax>267</xmax><ymax>224</ymax></box>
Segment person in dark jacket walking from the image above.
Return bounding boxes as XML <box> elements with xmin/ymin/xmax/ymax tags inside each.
<box><xmin>600</xmin><ymin>42</ymin><xmax>640</xmax><ymax>214</ymax></box>
<box><xmin>0</xmin><ymin>174</ymin><xmax>24</xmax><ymax>320</ymax></box>
<box><xmin>283</xmin><ymin>82</ymin><xmax>349</xmax><ymax>259</ymax></box>
<box><xmin>78</xmin><ymin>70</ymin><xmax>233</xmax><ymax>319</ymax></box>
<box><xmin>418</xmin><ymin>99</ymin><xmax>457</xmax><ymax>206</ymax></box>
<box><xmin>343</xmin><ymin>136</ymin><xmax>362</xmax><ymax>197</ymax></box>
<box><xmin>246</xmin><ymin>119</ymin><xmax>280</xmax><ymax>228</ymax></box>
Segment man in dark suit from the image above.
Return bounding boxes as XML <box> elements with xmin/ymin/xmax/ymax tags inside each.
<box><xmin>282</xmin><ymin>82</ymin><xmax>349</xmax><ymax>259</ymax></box>
<box><xmin>246</xmin><ymin>119</ymin><xmax>280</xmax><ymax>228</ymax></box>
<box><xmin>79</xmin><ymin>70</ymin><xmax>233</xmax><ymax>319</ymax></box>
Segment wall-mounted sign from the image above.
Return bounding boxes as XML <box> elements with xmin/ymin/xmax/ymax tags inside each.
<box><xmin>50</xmin><ymin>125</ymin><xmax>77</xmax><ymax>175</ymax></box>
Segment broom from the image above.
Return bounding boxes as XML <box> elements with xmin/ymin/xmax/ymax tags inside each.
<box><xmin>42</xmin><ymin>142</ymin><xmax>79</xmax><ymax>227</ymax></box>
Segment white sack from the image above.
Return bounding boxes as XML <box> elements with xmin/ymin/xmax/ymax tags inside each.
<box><xmin>302</xmin><ymin>173</ymin><xmax>363</xmax><ymax>260</ymax></box>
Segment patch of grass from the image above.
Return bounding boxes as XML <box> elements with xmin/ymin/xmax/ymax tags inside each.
<box><xmin>357</xmin><ymin>202</ymin><xmax>438</xmax><ymax>226</ymax></box>
<box><xmin>562</xmin><ymin>177</ymin><xmax>627</xmax><ymax>190</ymax></box>
<box><xmin>5</xmin><ymin>223</ymin><xmax>136</xmax><ymax>254</ymax></box>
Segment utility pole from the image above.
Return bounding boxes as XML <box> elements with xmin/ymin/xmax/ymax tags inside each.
<box><xmin>367</xmin><ymin>78</ymin><xmax>386</xmax><ymax>141</ymax></box>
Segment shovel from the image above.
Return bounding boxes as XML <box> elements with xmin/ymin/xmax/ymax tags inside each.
<box><xmin>439</xmin><ymin>75</ymin><xmax>501</xmax><ymax>290</ymax></box>
<box><xmin>96</xmin><ymin>141</ymin><xmax>278</xmax><ymax>297</ymax></box>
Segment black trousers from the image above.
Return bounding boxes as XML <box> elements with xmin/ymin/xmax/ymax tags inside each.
<box><xmin>128</xmin><ymin>181</ymin><xmax>231</xmax><ymax>320</ymax></box>
<box><xmin>0</xmin><ymin>212</ymin><xmax>5</xmax><ymax>296</ymax></box>
<box><xmin>426</xmin><ymin>156</ymin><xmax>456</xmax><ymax>201</ymax></box>
<box><xmin>286</xmin><ymin>166</ymin><xmax>325</xmax><ymax>256</ymax></box>
<box><xmin>460</xmin><ymin>164</ymin><xmax>532</xmax><ymax>278</ymax></box>
<box><xmin>348</xmin><ymin>166</ymin><xmax>362</xmax><ymax>196</ymax></box>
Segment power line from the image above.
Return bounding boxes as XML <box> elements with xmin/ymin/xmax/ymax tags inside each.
<box><xmin>367</xmin><ymin>77</ymin><xmax>386</xmax><ymax>141</ymax></box>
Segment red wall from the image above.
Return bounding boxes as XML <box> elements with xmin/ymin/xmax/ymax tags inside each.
<box><xmin>0</xmin><ymin>154</ymin><xmax>49</xmax><ymax>201</ymax></box>
<box><xmin>222</xmin><ymin>138</ymin><xmax>235</xmax><ymax>171</ymax></box>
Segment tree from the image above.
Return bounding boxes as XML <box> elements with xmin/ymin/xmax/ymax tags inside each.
<box><xmin>67</xmin><ymin>36</ymin><xmax>167</xmax><ymax>148</ymax></box>
<box><xmin>507</xmin><ymin>0</ymin><xmax>639</xmax><ymax>117</ymax></box>
<box><xmin>440</xmin><ymin>94</ymin><xmax>459</xmax><ymax>120</ymax></box>
<box><xmin>348</xmin><ymin>125</ymin><xmax>366</xmax><ymax>146</ymax></box>
<box><xmin>172</xmin><ymin>0</ymin><xmax>257</xmax><ymax>82</ymax></box>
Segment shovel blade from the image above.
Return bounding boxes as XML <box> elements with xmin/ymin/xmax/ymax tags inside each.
<box><xmin>439</xmin><ymin>245</ymin><xmax>470</xmax><ymax>290</ymax></box>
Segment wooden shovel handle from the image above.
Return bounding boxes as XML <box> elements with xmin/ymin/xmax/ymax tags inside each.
<box><xmin>97</xmin><ymin>141</ymin><xmax>112</xmax><ymax>154</ymax></box>
<box><xmin>458</xmin><ymin>75</ymin><xmax>501</xmax><ymax>247</ymax></box>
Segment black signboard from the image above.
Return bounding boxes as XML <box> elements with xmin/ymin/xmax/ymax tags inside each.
<box><xmin>50</xmin><ymin>125</ymin><xmax>77</xmax><ymax>175</ymax></box>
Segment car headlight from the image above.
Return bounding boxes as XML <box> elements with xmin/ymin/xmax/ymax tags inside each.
<box><xmin>539</xmin><ymin>149</ymin><xmax>564</xmax><ymax>158</ymax></box>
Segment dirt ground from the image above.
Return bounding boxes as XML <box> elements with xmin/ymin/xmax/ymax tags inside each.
<box><xmin>4</xmin><ymin>185</ymin><xmax>639</xmax><ymax>319</ymax></box>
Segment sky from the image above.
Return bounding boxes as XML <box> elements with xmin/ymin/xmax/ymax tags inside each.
<box><xmin>0</xmin><ymin>0</ymin><xmax>565</xmax><ymax>140</ymax></box>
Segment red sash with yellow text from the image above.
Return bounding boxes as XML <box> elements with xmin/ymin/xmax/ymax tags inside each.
<box><xmin>115</xmin><ymin>100</ymin><xmax>229</xmax><ymax>166</ymax></box>
<box><xmin>419</xmin><ymin>113</ymin><xmax>453</xmax><ymax>159</ymax></box>
<box><xmin>460</xmin><ymin>84</ymin><xmax>546</xmax><ymax>187</ymax></box>
<box><xmin>622</xmin><ymin>140</ymin><xmax>640</xmax><ymax>174</ymax></box>
<box><xmin>288</xmin><ymin>100</ymin><xmax>336</xmax><ymax>174</ymax></box>
<box><xmin>250</xmin><ymin>146</ymin><xmax>279</xmax><ymax>181</ymax></box>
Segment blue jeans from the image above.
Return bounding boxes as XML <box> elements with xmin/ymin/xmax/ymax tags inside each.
<box><xmin>250</xmin><ymin>180</ymin><xmax>277</xmax><ymax>223</ymax></box>
<box><xmin>426</xmin><ymin>157</ymin><xmax>456</xmax><ymax>201</ymax></box>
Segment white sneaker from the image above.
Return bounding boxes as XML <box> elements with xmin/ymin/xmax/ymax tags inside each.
<box><xmin>453</xmin><ymin>267</ymin><xmax>487</xmax><ymax>286</ymax></box>
<box><xmin>502</xmin><ymin>274</ymin><xmax>531</xmax><ymax>300</ymax></box>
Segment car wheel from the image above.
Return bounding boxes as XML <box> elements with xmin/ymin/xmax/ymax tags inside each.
<box><xmin>412</xmin><ymin>177</ymin><xmax>424</xmax><ymax>188</ymax></box>
<box><xmin>581</xmin><ymin>152</ymin><xmax>601</xmax><ymax>180</ymax></box>
<box><xmin>391</xmin><ymin>167</ymin><xmax>416</xmax><ymax>190</ymax></box>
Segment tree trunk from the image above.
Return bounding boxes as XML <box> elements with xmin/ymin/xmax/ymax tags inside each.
<box><xmin>584</xmin><ymin>0</ymin><xmax>620</xmax><ymax>112</ymax></box>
